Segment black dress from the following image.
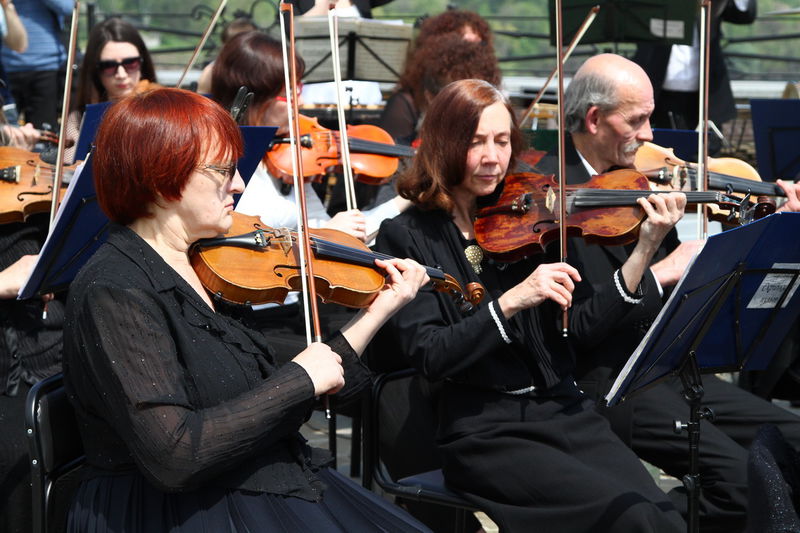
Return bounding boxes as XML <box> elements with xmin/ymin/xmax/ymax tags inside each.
<box><xmin>63</xmin><ymin>225</ymin><xmax>431</xmax><ymax>533</ymax></box>
<box><xmin>373</xmin><ymin>207</ymin><xmax>685</xmax><ymax>533</ymax></box>
<box><xmin>535</xmin><ymin>141</ymin><xmax>800</xmax><ymax>532</ymax></box>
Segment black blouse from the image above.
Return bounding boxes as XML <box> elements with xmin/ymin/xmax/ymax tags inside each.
<box><xmin>63</xmin><ymin>225</ymin><xmax>370</xmax><ymax>501</ymax></box>
<box><xmin>0</xmin><ymin>214</ymin><xmax>63</xmax><ymax>397</ymax></box>
<box><xmin>372</xmin><ymin>207</ymin><xmax>573</xmax><ymax>393</ymax></box>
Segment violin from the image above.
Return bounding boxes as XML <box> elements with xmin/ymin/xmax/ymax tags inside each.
<box><xmin>635</xmin><ymin>142</ymin><xmax>781</xmax><ymax>222</ymax></box>
<box><xmin>635</xmin><ymin>142</ymin><xmax>785</xmax><ymax>199</ymax></box>
<box><xmin>0</xmin><ymin>146</ymin><xmax>75</xmax><ymax>224</ymax></box>
<box><xmin>473</xmin><ymin>169</ymin><xmax>754</xmax><ymax>262</ymax></box>
<box><xmin>265</xmin><ymin>114</ymin><xmax>415</xmax><ymax>186</ymax></box>
<box><xmin>191</xmin><ymin>212</ymin><xmax>485</xmax><ymax>311</ymax></box>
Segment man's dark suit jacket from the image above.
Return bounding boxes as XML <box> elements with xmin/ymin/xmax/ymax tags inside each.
<box><xmin>533</xmin><ymin>139</ymin><xmax>680</xmax><ymax>439</ymax></box>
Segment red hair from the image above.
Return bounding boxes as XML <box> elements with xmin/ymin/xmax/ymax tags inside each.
<box><xmin>93</xmin><ymin>88</ymin><xmax>244</xmax><ymax>225</ymax></box>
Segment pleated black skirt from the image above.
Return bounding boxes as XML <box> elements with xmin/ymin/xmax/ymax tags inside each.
<box><xmin>67</xmin><ymin>468</ymin><xmax>432</xmax><ymax>533</ymax></box>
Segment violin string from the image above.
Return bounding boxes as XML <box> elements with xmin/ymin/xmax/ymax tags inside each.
<box><xmin>685</xmin><ymin>167</ymin><xmax>783</xmax><ymax>197</ymax></box>
<box><xmin>310</xmin><ymin>236</ymin><xmax>446</xmax><ymax>280</ymax></box>
<box><xmin>307</xmin><ymin>131</ymin><xmax>414</xmax><ymax>158</ymax></box>
<box><xmin>570</xmin><ymin>189</ymin><xmax>724</xmax><ymax>207</ymax></box>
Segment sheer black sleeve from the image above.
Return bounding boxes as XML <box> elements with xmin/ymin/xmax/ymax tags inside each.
<box><xmin>67</xmin><ymin>283</ymin><xmax>317</xmax><ymax>492</ymax></box>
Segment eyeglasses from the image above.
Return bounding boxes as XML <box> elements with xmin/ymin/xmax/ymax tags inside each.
<box><xmin>201</xmin><ymin>163</ymin><xmax>237</xmax><ymax>181</ymax></box>
<box><xmin>97</xmin><ymin>56</ymin><xmax>142</xmax><ymax>77</ymax></box>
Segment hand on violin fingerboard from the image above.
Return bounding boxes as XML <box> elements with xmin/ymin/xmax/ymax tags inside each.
<box><xmin>775</xmin><ymin>179</ymin><xmax>800</xmax><ymax>213</ymax></box>
<box><xmin>496</xmin><ymin>262</ymin><xmax>582</xmax><ymax>317</ymax></box>
<box><xmin>635</xmin><ymin>192</ymin><xmax>687</xmax><ymax>253</ymax></box>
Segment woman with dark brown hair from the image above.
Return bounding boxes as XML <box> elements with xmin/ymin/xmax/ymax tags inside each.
<box><xmin>372</xmin><ymin>79</ymin><xmax>687</xmax><ymax>533</ymax></box>
<box><xmin>212</xmin><ymin>30</ymin><xmax>409</xmax><ymax>242</ymax></box>
<box><xmin>62</xmin><ymin>87</ymin><xmax>432</xmax><ymax>533</ymax></box>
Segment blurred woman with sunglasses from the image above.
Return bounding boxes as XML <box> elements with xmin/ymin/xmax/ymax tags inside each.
<box><xmin>65</xmin><ymin>17</ymin><xmax>157</xmax><ymax>162</ymax></box>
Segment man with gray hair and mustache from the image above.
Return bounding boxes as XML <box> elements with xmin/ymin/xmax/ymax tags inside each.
<box><xmin>535</xmin><ymin>53</ymin><xmax>800</xmax><ymax>532</ymax></box>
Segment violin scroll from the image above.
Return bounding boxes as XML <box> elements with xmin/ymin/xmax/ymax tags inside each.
<box><xmin>431</xmin><ymin>273</ymin><xmax>485</xmax><ymax>313</ymax></box>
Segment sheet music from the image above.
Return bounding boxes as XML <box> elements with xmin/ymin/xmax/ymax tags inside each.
<box><xmin>747</xmin><ymin>262</ymin><xmax>800</xmax><ymax>309</ymax></box>
<box><xmin>293</xmin><ymin>17</ymin><xmax>412</xmax><ymax>83</ymax></box>
<box><xmin>18</xmin><ymin>158</ymin><xmax>87</xmax><ymax>299</ymax></box>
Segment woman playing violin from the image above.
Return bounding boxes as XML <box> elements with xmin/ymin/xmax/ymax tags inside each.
<box><xmin>371</xmin><ymin>78</ymin><xmax>686</xmax><ymax>533</ymax></box>
<box><xmin>211</xmin><ymin>30</ymin><xmax>409</xmax><ymax>243</ymax></box>
<box><xmin>65</xmin><ymin>17</ymin><xmax>158</xmax><ymax>163</ymax></box>
<box><xmin>63</xmin><ymin>87</ymin><xmax>432</xmax><ymax>533</ymax></box>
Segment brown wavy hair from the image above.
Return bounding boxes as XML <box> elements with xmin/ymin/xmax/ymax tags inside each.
<box><xmin>397</xmin><ymin>79</ymin><xmax>523</xmax><ymax>213</ymax></box>
<box><xmin>397</xmin><ymin>10</ymin><xmax>496</xmax><ymax>111</ymax></box>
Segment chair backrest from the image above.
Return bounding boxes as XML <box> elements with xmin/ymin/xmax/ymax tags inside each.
<box><xmin>25</xmin><ymin>373</ymin><xmax>85</xmax><ymax>533</ymax></box>
<box><xmin>363</xmin><ymin>368</ymin><xmax>477</xmax><ymax>512</ymax></box>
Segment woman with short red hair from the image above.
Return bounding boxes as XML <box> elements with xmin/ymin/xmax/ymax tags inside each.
<box><xmin>62</xmin><ymin>87</ymin><xmax>432</xmax><ymax>533</ymax></box>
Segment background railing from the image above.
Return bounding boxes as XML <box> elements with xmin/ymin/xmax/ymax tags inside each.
<box><xmin>81</xmin><ymin>1</ymin><xmax>800</xmax><ymax>86</ymax></box>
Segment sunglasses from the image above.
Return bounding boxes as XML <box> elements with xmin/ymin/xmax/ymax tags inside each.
<box><xmin>97</xmin><ymin>56</ymin><xmax>142</xmax><ymax>77</ymax></box>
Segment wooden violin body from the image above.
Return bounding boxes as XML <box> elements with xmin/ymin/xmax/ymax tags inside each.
<box><xmin>191</xmin><ymin>212</ymin><xmax>484</xmax><ymax>310</ymax></box>
<box><xmin>265</xmin><ymin>114</ymin><xmax>414</xmax><ymax>186</ymax></box>
<box><xmin>474</xmin><ymin>169</ymin><xmax>752</xmax><ymax>262</ymax></box>
<box><xmin>191</xmin><ymin>212</ymin><xmax>385</xmax><ymax>307</ymax></box>
<box><xmin>0</xmin><ymin>146</ymin><xmax>74</xmax><ymax>224</ymax></box>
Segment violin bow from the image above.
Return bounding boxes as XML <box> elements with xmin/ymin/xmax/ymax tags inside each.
<box><xmin>554</xmin><ymin>0</ymin><xmax>570</xmax><ymax>337</ymax></box>
<box><xmin>327</xmin><ymin>2</ymin><xmax>357</xmax><ymax>211</ymax></box>
<box><xmin>175</xmin><ymin>0</ymin><xmax>228</xmax><ymax>88</ymax></box>
<box><xmin>696</xmin><ymin>0</ymin><xmax>712</xmax><ymax>239</ymax></box>
<box><xmin>279</xmin><ymin>2</ymin><xmax>334</xmax><ymax>421</ymax></box>
<box><xmin>520</xmin><ymin>5</ymin><xmax>600</xmax><ymax>129</ymax></box>
<box><xmin>48</xmin><ymin>0</ymin><xmax>80</xmax><ymax>228</ymax></box>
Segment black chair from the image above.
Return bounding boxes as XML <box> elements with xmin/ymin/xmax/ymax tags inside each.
<box><xmin>25</xmin><ymin>373</ymin><xmax>85</xmax><ymax>533</ymax></box>
<box><xmin>363</xmin><ymin>368</ymin><xmax>480</xmax><ymax>531</ymax></box>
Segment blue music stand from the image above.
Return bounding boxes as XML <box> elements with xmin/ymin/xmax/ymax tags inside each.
<box><xmin>607</xmin><ymin>212</ymin><xmax>800</xmax><ymax>406</ymax></box>
<box><xmin>73</xmin><ymin>102</ymin><xmax>112</xmax><ymax>162</ymax></box>
<box><xmin>19</xmin><ymin>127</ymin><xmax>276</xmax><ymax>299</ymax></box>
<box><xmin>751</xmin><ymin>99</ymin><xmax>800</xmax><ymax>181</ymax></box>
<box><xmin>605</xmin><ymin>212</ymin><xmax>800</xmax><ymax>533</ymax></box>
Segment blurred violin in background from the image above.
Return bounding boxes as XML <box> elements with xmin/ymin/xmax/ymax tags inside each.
<box><xmin>635</xmin><ymin>142</ymin><xmax>783</xmax><ymax>196</ymax></box>
<box><xmin>635</xmin><ymin>142</ymin><xmax>781</xmax><ymax>222</ymax></box>
<box><xmin>0</xmin><ymin>146</ymin><xmax>76</xmax><ymax>224</ymax></box>
<box><xmin>265</xmin><ymin>114</ymin><xmax>415</xmax><ymax>186</ymax></box>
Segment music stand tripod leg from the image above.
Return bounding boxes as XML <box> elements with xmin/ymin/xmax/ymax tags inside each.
<box><xmin>674</xmin><ymin>353</ymin><xmax>716</xmax><ymax>533</ymax></box>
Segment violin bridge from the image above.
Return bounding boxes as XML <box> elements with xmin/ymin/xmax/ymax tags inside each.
<box><xmin>273</xmin><ymin>228</ymin><xmax>293</xmax><ymax>255</ymax></box>
<box><xmin>545</xmin><ymin>186</ymin><xmax>557</xmax><ymax>214</ymax></box>
<box><xmin>33</xmin><ymin>163</ymin><xmax>40</xmax><ymax>186</ymax></box>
